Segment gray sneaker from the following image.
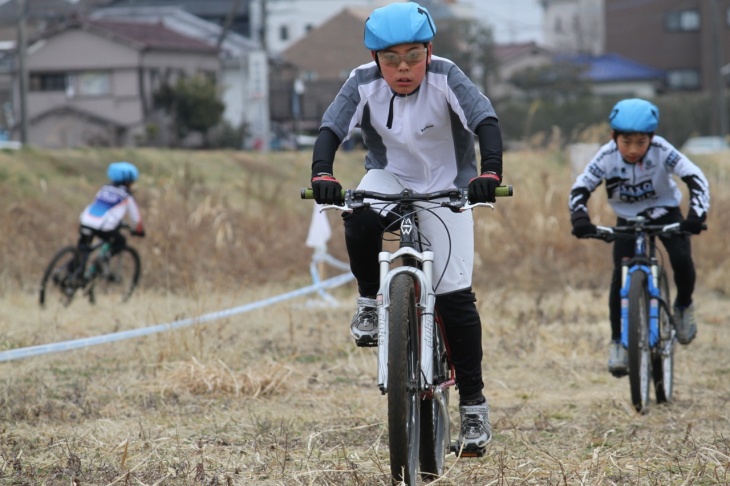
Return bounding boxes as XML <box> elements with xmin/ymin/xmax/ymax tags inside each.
<box><xmin>457</xmin><ymin>401</ymin><xmax>492</xmax><ymax>455</ymax></box>
<box><xmin>608</xmin><ymin>340</ymin><xmax>628</xmax><ymax>376</ymax></box>
<box><xmin>674</xmin><ymin>303</ymin><xmax>697</xmax><ymax>345</ymax></box>
<box><xmin>350</xmin><ymin>297</ymin><xmax>378</xmax><ymax>347</ymax></box>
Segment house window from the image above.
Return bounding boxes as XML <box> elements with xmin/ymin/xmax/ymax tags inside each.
<box><xmin>29</xmin><ymin>72</ymin><xmax>67</xmax><ymax>91</ymax></box>
<box><xmin>279</xmin><ymin>25</ymin><xmax>288</xmax><ymax>41</ymax></box>
<box><xmin>667</xmin><ymin>69</ymin><xmax>700</xmax><ymax>90</ymax></box>
<box><xmin>665</xmin><ymin>10</ymin><xmax>700</xmax><ymax>32</ymax></box>
<box><xmin>78</xmin><ymin>71</ymin><xmax>110</xmax><ymax>96</ymax></box>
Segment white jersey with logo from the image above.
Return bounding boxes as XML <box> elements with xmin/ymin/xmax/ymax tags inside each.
<box><xmin>569</xmin><ymin>135</ymin><xmax>710</xmax><ymax>220</ymax></box>
<box><xmin>320</xmin><ymin>55</ymin><xmax>497</xmax><ymax>193</ymax></box>
<box><xmin>80</xmin><ymin>184</ymin><xmax>143</xmax><ymax>232</ymax></box>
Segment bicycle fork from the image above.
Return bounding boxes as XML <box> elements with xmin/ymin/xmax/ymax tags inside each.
<box><xmin>620</xmin><ymin>263</ymin><xmax>663</xmax><ymax>350</ymax></box>
<box><xmin>376</xmin><ymin>247</ymin><xmax>436</xmax><ymax>395</ymax></box>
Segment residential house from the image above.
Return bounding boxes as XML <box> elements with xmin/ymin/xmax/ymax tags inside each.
<box><xmin>91</xmin><ymin>6</ymin><xmax>270</xmax><ymax>150</ymax></box>
<box><xmin>107</xmin><ymin>0</ymin><xmax>259</xmax><ymax>40</ymax></box>
<box><xmin>265</xmin><ymin>0</ymin><xmax>400</xmax><ymax>55</ymax></box>
<box><xmin>23</xmin><ymin>19</ymin><xmax>220</xmax><ymax>148</ymax></box>
<box><xmin>272</xmin><ymin>6</ymin><xmax>372</xmax><ymax>133</ymax></box>
<box><xmin>542</xmin><ymin>0</ymin><xmax>730</xmax><ymax>94</ymax></box>
<box><xmin>604</xmin><ymin>0</ymin><xmax>730</xmax><ymax>94</ymax></box>
<box><xmin>542</xmin><ymin>0</ymin><xmax>603</xmax><ymax>55</ymax></box>
<box><xmin>489</xmin><ymin>42</ymin><xmax>554</xmax><ymax>101</ymax></box>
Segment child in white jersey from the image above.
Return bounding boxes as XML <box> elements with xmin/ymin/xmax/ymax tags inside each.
<box><xmin>569</xmin><ymin>98</ymin><xmax>710</xmax><ymax>376</ymax></box>
<box><xmin>78</xmin><ymin>161</ymin><xmax>145</xmax><ymax>263</ymax></box>
<box><xmin>309</xmin><ymin>1</ymin><xmax>505</xmax><ymax>455</ymax></box>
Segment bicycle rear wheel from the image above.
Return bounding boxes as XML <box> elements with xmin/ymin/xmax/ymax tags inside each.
<box><xmin>419</xmin><ymin>313</ymin><xmax>450</xmax><ymax>482</ymax></box>
<box><xmin>628</xmin><ymin>271</ymin><xmax>652</xmax><ymax>413</ymax></box>
<box><xmin>39</xmin><ymin>246</ymin><xmax>83</xmax><ymax>308</ymax></box>
<box><xmin>88</xmin><ymin>246</ymin><xmax>141</xmax><ymax>304</ymax></box>
<box><xmin>387</xmin><ymin>273</ymin><xmax>421</xmax><ymax>486</ymax></box>
<box><xmin>653</xmin><ymin>267</ymin><xmax>674</xmax><ymax>404</ymax></box>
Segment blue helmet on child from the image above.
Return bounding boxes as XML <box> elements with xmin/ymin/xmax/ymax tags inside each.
<box><xmin>609</xmin><ymin>98</ymin><xmax>659</xmax><ymax>133</ymax></box>
<box><xmin>107</xmin><ymin>161</ymin><xmax>139</xmax><ymax>184</ymax></box>
<box><xmin>364</xmin><ymin>2</ymin><xmax>436</xmax><ymax>51</ymax></box>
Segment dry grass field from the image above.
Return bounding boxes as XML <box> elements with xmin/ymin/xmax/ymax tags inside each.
<box><xmin>0</xmin><ymin>146</ymin><xmax>728</xmax><ymax>485</ymax></box>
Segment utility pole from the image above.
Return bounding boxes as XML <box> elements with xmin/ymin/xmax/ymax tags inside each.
<box><xmin>711</xmin><ymin>0</ymin><xmax>728</xmax><ymax>137</ymax></box>
<box><xmin>17</xmin><ymin>0</ymin><xmax>28</xmax><ymax>144</ymax></box>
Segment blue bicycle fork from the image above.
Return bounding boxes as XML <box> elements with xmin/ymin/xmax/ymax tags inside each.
<box><xmin>620</xmin><ymin>265</ymin><xmax>661</xmax><ymax>349</ymax></box>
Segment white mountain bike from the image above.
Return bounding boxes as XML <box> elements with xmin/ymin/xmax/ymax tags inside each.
<box><xmin>303</xmin><ymin>186</ymin><xmax>512</xmax><ymax>485</ymax></box>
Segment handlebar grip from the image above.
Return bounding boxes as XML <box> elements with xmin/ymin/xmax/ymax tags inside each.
<box><xmin>300</xmin><ymin>188</ymin><xmax>346</xmax><ymax>200</ymax></box>
<box><xmin>495</xmin><ymin>185</ymin><xmax>513</xmax><ymax>197</ymax></box>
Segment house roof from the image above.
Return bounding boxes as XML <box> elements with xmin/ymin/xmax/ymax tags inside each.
<box><xmin>90</xmin><ymin>6</ymin><xmax>262</xmax><ymax>55</ymax></box>
<box><xmin>282</xmin><ymin>7</ymin><xmax>372</xmax><ymax>80</ymax></box>
<box><xmin>495</xmin><ymin>42</ymin><xmax>552</xmax><ymax>63</ymax></box>
<box><xmin>81</xmin><ymin>18</ymin><xmax>219</xmax><ymax>52</ymax></box>
<box><xmin>558</xmin><ymin>52</ymin><xmax>666</xmax><ymax>82</ymax></box>
<box><xmin>106</xmin><ymin>0</ymin><xmax>250</xmax><ymax>17</ymax></box>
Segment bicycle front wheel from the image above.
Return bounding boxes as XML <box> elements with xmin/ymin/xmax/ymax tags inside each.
<box><xmin>419</xmin><ymin>313</ymin><xmax>450</xmax><ymax>481</ymax></box>
<box><xmin>653</xmin><ymin>266</ymin><xmax>674</xmax><ymax>404</ymax></box>
<box><xmin>39</xmin><ymin>246</ymin><xmax>83</xmax><ymax>308</ymax></box>
<box><xmin>387</xmin><ymin>273</ymin><xmax>421</xmax><ymax>486</ymax></box>
<box><xmin>628</xmin><ymin>271</ymin><xmax>652</xmax><ymax>413</ymax></box>
<box><xmin>88</xmin><ymin>246</ymin><xmax>141</xmax><ymax>304</ymax></box>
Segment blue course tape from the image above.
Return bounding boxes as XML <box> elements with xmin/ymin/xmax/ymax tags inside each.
<box><xmin>0</xmin><ymin>272</ymin><xmax>354</xmax><ymax>363</ymax></box>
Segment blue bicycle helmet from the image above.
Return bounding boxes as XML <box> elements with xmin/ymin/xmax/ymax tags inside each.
<box><xmin>364</xmin><ymin>2</ymin><xmax>436</xmax><ymax>51</ymax></box>
<box><xmin>609</xmin><ymin>98</ymin><xmax>659</xmax><ymax>133</ymax></box>
<box><xmin>107</xmin><ymin>161</ymin><xmax>139</xmax><ymax>184</ymax></box>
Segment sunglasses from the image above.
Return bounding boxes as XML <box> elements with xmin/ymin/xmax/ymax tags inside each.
<box><xmin>377</xmin><ymin>48</ymin><xmax>428</xmax><ymax>67</ymax></box>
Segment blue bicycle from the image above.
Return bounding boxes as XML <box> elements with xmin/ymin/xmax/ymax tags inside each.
<box><xmin>591</xmin><ymin>216</ymin><xmax>701</xmax><ymax>413</ymax></box>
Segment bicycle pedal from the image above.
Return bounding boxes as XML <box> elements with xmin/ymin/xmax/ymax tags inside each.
<box><xmin>450</xmin><ymin>442</ymin><xmax>487</xmax><ymax>458</ymax></box>
<box><xmin>354</xmin><ymin>337</ymin><xmax>378</xmax><ymax>348</ymax></box>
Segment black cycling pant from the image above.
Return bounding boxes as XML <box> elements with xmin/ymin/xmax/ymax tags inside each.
<box><xmin>78</xmin><ymin>225</ymin><xmax>127</xmax><ymax>258</ymax></box>
<box><xmin>608</xmin><ymin>209</ymin><xmax>695</xmax><ymax>341</ymax></box>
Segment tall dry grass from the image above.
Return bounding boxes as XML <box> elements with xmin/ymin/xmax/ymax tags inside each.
<box><xmin>0</xmin><ymin>146</ymin><xmax>728</xmax><ymax>484</ymax></box>
<box><xmin>1</xmin><ymin>146</ymin><xmax>728</xmax><ymax>296</ymax></box>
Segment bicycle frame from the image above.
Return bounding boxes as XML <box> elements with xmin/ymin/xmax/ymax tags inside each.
<box><xmin>619</xmin><ymin>230</ymin><xmax>666</xmax><ymax>351</ymax></box>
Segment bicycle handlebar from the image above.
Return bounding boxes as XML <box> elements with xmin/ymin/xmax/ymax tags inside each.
<box><xmin>300</xmin><ymin>186</ymin><xmax>513</xmax><ymax>211</ymax></box>
<box><xmin>587</xmin><ymin>220</ymin><xmax>707</xmax><ymax>242</ymax></box>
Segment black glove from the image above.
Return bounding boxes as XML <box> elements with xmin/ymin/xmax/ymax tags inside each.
<box><xmin>680</xmin><ymin>214</ymin><xmax>704</xmax><ymax>234</ymax></box>
<box><xmin>571</xmin><ymin>215</ymin><xmax>597</xmax><ymax>239</ymax></box>
<box><xmin>468</xmin><ymin>172</ymin><xmax>501</xmax><ymax>203</ymax></box>
<box><xmin>311</xmin><ymin>172</ymin><xmax>342</xmax><ymax>205</ymax></box>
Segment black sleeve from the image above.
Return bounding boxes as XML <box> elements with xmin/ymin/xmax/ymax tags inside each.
<box><xmin>311</xmin><ymin>128</ymin><xmax>342</xmax><ymax>177</ymax></box>
<box><xmin>475</xmin><ymin>117</ymin><xmax>503</xmax><ymax>178</ymax></box>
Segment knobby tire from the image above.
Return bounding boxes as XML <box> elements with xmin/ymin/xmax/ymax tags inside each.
<box><xmin>628</xmin><ymin>271</ymin><xmax>651</xmax><ymax>413</ymax></box>
<box><xmin>39</xmin><ymin>246</ymin><xmax>83</xmax><ymax>308</ymax></box>
<box><xmin>653</xmin><ymin>267</ymin><xmax>674</xmax><ymax>404</ymax></box>
<box><xmin>88</xmin><ymin>246</ymin><xmax>141</xmax><ymax>304</ymax></box>
<box><xmin>387</xmin><ymin>274</ymin><xmax>420</xmax><ymax>486</ymax></box>
<box><xmin>418</xmin><ymin>313</ymin><xmax>450</xmax><ymax>481</ymax></box>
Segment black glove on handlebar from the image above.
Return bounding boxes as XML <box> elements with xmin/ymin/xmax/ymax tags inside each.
<box><xmin>571</xmin><ymin>215</ymin><xmax>597</xmax><ymax>239</ymax></box>
<box><xmin>680</xmin><ymin>214</ymin><xmax>704</xmax><ymax>234</ymax></box>
<box><xmin>468</xmin><ymin>172</ymin><xmax>501</xmax><ymax>203</ymax></box>
<box><xmin>311</xmin><ymin>172</ymin><xmax>343</xmax><ymax>205</ymax></box>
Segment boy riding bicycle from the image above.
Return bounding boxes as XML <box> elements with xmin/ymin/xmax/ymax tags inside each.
<box><xmin>569</xmin><ymin>98</ymin><xmax>710</xmax><ymax>376</ymax></box>
<box><xmin>78</xmin><ymin>161</ymin><xmax>146</xmax><ymax>268</ymax></box>
<box><xmin>309</xmin><ymin>1</ymin><xmax>505</xmax><ymax>454</ymax></box>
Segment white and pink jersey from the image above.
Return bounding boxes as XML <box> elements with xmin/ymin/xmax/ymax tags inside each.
<box><xmin>79</xmin><ymin>184</ymin><xmax>143</xmax><ymax>233</ymax></box>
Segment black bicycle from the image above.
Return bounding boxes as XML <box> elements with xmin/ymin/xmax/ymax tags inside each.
<box><xmin>588</xmin><ymin>217</ymin><xmax>703</xmax><ymax>413</ymax></box>
<box><xmin>39</xmin><ymin>225</ymin><xmax>141</xmax><ymax>308</ymax></box>
<box><xmin>303</xmin><ymin>186</ymin><xmax>512</xmax><ymax>485</ymax></box>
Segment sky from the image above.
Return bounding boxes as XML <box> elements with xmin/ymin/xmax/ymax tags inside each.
<box><xmin>464</xmin><ymin>0</ymin><xmax>544</xmax><ymax>45</ymax></box>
